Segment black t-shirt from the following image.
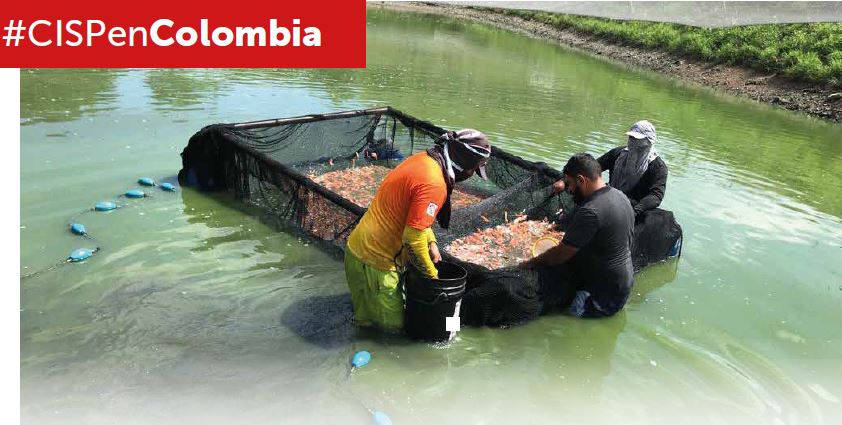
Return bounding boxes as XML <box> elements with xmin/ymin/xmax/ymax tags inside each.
<box><xmin>561</xmin><ymin>185</ymin><xmax>635</xmax><ymax>314</ymax></box>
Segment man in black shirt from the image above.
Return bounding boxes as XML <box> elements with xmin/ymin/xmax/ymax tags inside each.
<box><xmin>519</xmin><ymin>153</ymin><xmax>635</xmax><ymax>318</ymax></box>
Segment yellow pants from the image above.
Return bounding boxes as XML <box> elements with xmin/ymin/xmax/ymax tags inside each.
<box><xmin>344</xmin><ymin>250</ymin><xmax>403</xmax><ymax>330</ymax></box>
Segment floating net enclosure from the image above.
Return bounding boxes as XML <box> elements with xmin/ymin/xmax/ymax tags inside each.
<box><xmin>179</xmin><ymin>106</ymin><xmax>681</xmax><ymax>327</ymax></box>
<box><xmin>178</xmin><ymin>107</ymin><xmax>570</xmax><ymax>248</ymax></box>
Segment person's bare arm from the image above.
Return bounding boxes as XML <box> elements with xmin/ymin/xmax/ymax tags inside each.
<box><xmin>519</xmin><ymin>206</ymin><xmax>597</xmax><ymax>269</ymax></box>
<box><xmin>426</xmin><ymin>228</ymin><xmax>441</xmax><ymax>263</ymax></box>
<box><xmin>518</xmin><ymin>242</ymin><xmax>578</xmax><ymax>269</ymax></box>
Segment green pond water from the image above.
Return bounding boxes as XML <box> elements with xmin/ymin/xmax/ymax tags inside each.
<box><xmin>20</xmin><ymin>8</ymin><xmax>842</xmax><ymax>425</ymax></box>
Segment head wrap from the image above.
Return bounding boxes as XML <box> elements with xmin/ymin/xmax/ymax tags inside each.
<box><xmin>427</xmin><ymin>129</ymin><xmax>492</xmax><ymax>229</ymax></box>
<box><xmin>611</xmin><ymin>120</ymin><xmax>659</xmax><ymax>193</ymax></box>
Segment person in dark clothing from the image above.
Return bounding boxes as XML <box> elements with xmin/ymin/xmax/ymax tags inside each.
<box><xmin>519</xmin><ymin>153</ymin><xmax>635</xmax><ymax>318</ymax></box>
<box><xmin>553</xmin><ymin>120</ymin><xmax>667</xmax><ymax>217</ymax></box>
<box><xmin>599</xmin><ymin>120</ymin><xmax>667</xmax><ymax>217</ymax></box>
<box><xmin>362</xmin><ymin>137</ymin><xmax>404</xmax><ymax>161</ymax></box>
<box><xmin>551</xmin><ymin>121</ymin><xmax>681</xmax><ymax>274</ymax></box>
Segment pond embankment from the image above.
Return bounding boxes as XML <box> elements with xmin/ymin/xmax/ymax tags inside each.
<box><xmin>379</xmin><ymin>2</ymin><xmax>842</xmax><ymax>122</ymax></box>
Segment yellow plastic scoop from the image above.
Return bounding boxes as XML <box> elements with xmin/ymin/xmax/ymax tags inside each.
<box><xmin>531</xmin><ymin>237</ymin><xmax>560</xmax><ymax>257</ymax></box>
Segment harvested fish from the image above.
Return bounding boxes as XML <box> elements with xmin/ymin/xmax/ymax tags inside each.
<box><xmin>444</xmin><ymin>216</ymin><xmax>565</xmax><ymax>269</ymax></box>
<box><xmin>450</xmin><ymin>188</ymin><xmax>485</xmax><ymax>209</ymax></box>
<box><xmin>299</xmin><ymin>188</ymin><xmax>359</xmax><ymax>242</ymax></box>
<box><xmin>311</xmin><ymin>165</ymin><xmax>391</xmax><ymax>207</ymax></box>
<box><xmin>311</xmin><ymin>165</ymin><xmax>485</xmax><ymax>208</ymax></box>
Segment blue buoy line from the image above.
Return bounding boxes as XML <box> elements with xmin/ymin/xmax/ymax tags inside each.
<box><xmin>69</xmin><ymin>222</ymin><xmax>97</xmax><ymax>241</ymax></box>
<box><xmin>20</xmin><ymin>245</ymin><xmax>102</xmax><ymax>279</ymax></box>
<box><xmin>371</xmin><ymin>410</ymin><xmax>393</xmax><ymax>425</ymax></box>
<box><xmin>352</xmin><ymin>350</ymin><xmax>372</xmax><ymax>369</ymax></box>
<box><xmin>124</xmin><ymin>189</ymin><xmax>146</xmax><ymax>199</ymax></box>
<box><xmin>21</xmin><ymin>176</ymin><xmax>178</xmax><ymax>281</ymax></box>
<box><xmin>345</xmin><ymin>350</ymin><xmax>393</xmax><ymax>425</ymax></box>
<box><xmin>137</xmin><ymin>177</ymin><xmax>179</xmax><ymax>193</ymax></box>
<box><xmin>69</xmin><ymin>247</ymin><xmax>99</xmax><ymax>262</ymax></box>
<box><xmin>138</xmin><ymin>177</ymin><xmax>156</xmax><ymax>186</ymax></box>
<box><xmin>70</xmin><ymin>223</ymin><xmax>87</xmax><ymax>236</ymax></box>
<box><xmin>95</xmin><ymin>201</ymin><xmax>118</xmax><ymax>212</ymax></box>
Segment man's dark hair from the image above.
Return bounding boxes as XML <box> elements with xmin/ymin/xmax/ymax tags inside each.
<box><xmin>562</xmin><ymin>153</ymin><xmax>602</xmax><ymax>180</ymax></box>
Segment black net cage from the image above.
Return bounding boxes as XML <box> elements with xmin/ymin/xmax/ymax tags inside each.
<box><xmin>179</xmin><ymin>107</ymin><xmax>682</xmax><ymax>327</ymax></box>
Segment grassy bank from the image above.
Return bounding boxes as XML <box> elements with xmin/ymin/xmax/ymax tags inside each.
<box><xmin>484</xmin><ymin>8</ymin><xmax>842</xmax><ymax>87</ymax></box>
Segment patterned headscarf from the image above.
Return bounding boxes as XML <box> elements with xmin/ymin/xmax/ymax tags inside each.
<box><xmin>427</xmin><ymin>129</ymin><xmax>492</xmax><ymax>229</ymax></box>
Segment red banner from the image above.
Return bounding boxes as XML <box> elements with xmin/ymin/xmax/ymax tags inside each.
<box><xmin>0</xmin><ymin>0</ymin><xmax>365</xmax><ymax>67</ymax></box>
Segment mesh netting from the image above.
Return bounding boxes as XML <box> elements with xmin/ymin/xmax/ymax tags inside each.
<box><xmin>178</xmin><ymin>107</ymin><xmax>680</xmax><ymax>327</ymax></box>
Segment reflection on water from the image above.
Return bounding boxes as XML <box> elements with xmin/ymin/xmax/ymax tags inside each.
<box><xmin>20</xmin><ymin>7</ymin><xmax>842</xmax><ymax>425</ymax></box>
<box><xmin>145</xmin><ymin>69</ymin><xmax>227</xmax><ymax>112</ymax></box>
<box><xmin>20</xmin><ymin>68</ymin><xmax>122</xmax><ymax>125</ymax></box>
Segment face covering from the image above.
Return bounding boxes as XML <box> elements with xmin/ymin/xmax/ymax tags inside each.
<box><xmin>426</xmin><ymin>130</ymin><xmax>492</xmax><ymax>228</ymax></box>
<box><xmin>610</xmin><ymin>136</ymin><xmax>657</xmax><ymax>193</ymax></box>
<box><xmin>443</xmin><ymin>140</ymin><xmax>484</xmax><ymax>183</ymax></box>
<box><xmin>453</xmin><ymin>168</ymin><xmax>474</xmax><ymax>182</ymax></box>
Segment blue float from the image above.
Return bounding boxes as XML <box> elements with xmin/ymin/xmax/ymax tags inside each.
<box><xmin>70</xmin><ymin>223</ymin><xmax>87</xmax><ymax>235</ymax></box>
<box><xmin>352</xmin><ymin>351</ymin><xmax>371</xmax><ymax>369</ymax></box>
<box><xmin>69</xmin><ymin>248</ymin><xmax>94</xmax><ymax>262</ymax></box>
<box><xmin>138</xmin><ymin>177</ymin><xmax>156</xmax><ymax>186</ymax></box>
<box><xmin>125</xmin><ymin>189</ymin><xmax>145</xmax><ymax>198</ymax></box>
<box><xmin>371</xmin><ymin>411</ymin><xmax>392</xmax><ymax>425</ymax></box>
<box><xmin>160</xmin><ymin>182</ymin><xmax>176</xmax><ymax>192</ymax></box>
<box><xmin>95</xmin><ymin>201</ymin><xmax>117</xmax><ymax>211</ymax></box>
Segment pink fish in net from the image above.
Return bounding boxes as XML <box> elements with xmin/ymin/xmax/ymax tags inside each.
<box><xmin>444</xmin><ymin>215</ymin><xmax>565</xmax><ymax>270</ymax></box>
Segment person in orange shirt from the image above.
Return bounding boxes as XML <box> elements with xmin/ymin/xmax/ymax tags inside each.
<box><xmin>345</xmin><ymin>129</ymin><xmax>492</xmax><ymax>331</ymax></box>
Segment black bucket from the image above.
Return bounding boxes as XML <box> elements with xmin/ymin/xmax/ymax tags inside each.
<box><xmin>403</xmin><ymin>261</ymin><xmax>467</xmax><ymax>342</ymax></box>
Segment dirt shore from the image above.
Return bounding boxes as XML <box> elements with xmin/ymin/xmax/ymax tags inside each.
<box><xmin>375</xmin><ymin>2</ymin><xmax>842</xmax><ymax>123</ymax></box>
